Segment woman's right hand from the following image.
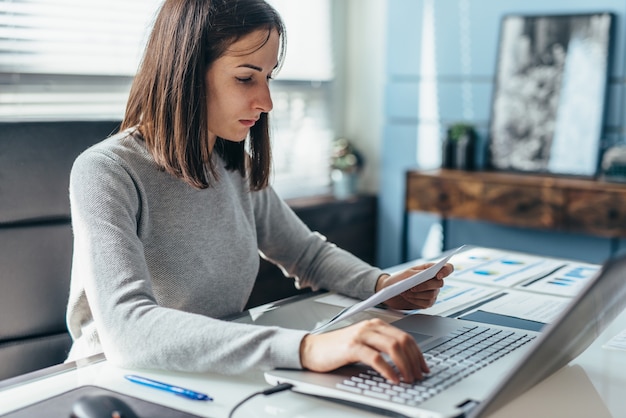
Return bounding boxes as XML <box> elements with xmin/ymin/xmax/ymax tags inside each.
<box><xmin>299</xmin><ymin>318</ymin><xmax>429</xmax><ymax>384</ymax></box>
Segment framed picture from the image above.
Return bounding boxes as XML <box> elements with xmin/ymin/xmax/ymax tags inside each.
<box><xmin>487</xmin><ymin>12</ymin><xmax>614</xmax><ymax>177</ymax></box>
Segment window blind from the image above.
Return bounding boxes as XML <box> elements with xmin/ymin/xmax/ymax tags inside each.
<box><xmin>0</xmin><ymin>0</ymin><xmax>160</xmax><ymax>76</ymax></box>
<box><xmin>0</xmin><ymin>0</ymin><xmax>161</xmax><ymax>120</ymax></box>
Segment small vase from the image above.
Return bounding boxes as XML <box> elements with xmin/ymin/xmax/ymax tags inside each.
<box><xmin>454</xmin><ymin>133</ymin><xmax>476</xmax><ymax>170</ymax></box>
<box><xmin>331</xmin><ymin>169</ymin><xmax>357</xmax><ymax>200</ymax></box>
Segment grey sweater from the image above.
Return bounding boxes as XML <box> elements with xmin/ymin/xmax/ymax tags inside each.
<box><xmin>66</xmin><ymin>129</ymin><xmax>383</xmax><ymax>374</ymax></box>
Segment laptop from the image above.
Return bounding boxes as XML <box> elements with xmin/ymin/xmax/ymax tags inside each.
<box><xmin>264</xmin><ymin>252</ymin><xmax>626</xmax><ymax>418</ymax></box>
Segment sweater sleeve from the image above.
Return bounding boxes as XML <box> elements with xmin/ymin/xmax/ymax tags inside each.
<box><xmin>67</xmin><ymin>150</ymin><xmax>308</xmax><ymax>374</ymax></box>
<box><xmin>252</xmin><ymin>187</ymin><xmax>384</xmax><ymax>301</ymax></box>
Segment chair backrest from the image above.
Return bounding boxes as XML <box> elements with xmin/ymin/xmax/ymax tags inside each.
<box><xmin>0</xmin><ymin>121</ymin><xmax>119</xmax><ymax>381</ymax></box>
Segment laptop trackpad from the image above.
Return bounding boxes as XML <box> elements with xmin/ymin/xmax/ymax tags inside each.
<box><xmin>407</xmin><ymin>331</ymin><xmax>433</xmax><ymax>344</ymax></box>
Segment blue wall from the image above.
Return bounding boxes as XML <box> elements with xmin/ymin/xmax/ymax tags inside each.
<box><xmin>378</xmin><ymin>0</ymin><xmax>626</xmax><ymax>267</ymax></box>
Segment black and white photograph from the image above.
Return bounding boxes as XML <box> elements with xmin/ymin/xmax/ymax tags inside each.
<box><xmin>488</xmin><ymin>12</ymin><xmax>613</xmax><ymax>176</ymax></box>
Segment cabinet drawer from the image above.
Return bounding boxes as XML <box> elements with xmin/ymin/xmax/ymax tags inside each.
<box><xmin>481</xmin><ymin>183</ymin><xmax>564</xmax><ymax>229</ymax></box>
<box><xmin>406</xmin><ymin>176</ymin><xmax>482</xmax><ymax>219</ymax></box>
<box><xmin>566</xmin><ymin>189</ymin><xmax>626</xmax><ymax>237</ymax></box>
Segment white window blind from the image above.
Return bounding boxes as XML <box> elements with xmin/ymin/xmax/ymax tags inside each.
<box><xmin>0</xmin><ymin>0</ymin><xmax>160</xmax><ymax>76</ymax></box>
<box><xmin>0</xmin><ymin>0</ymin><xmax>161</xmax><ymax>120</ymax></box>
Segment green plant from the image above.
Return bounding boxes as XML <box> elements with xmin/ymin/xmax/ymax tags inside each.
<box><xmin>330</xmin><ymin>138</ymin><xmax>363</xmax><ymax>173</ymax></box>
<box><xmin>447</xmin><ymin>123</ymin><xmax>475</xmax><ymax>141</ymax></box>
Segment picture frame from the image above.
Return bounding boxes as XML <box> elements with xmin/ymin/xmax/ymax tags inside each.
<box><xmin>487</xmin><ymin>12</ymin><xmax>614</xmax><ymax>177</ymax></box>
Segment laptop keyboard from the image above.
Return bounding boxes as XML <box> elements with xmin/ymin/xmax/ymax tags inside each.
<box><xmin>335</xmin><ymin>324</ymin><xmax>536</xmax><ymax>406</ymax></box>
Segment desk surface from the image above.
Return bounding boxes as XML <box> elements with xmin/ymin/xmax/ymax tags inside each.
<box><xmin>1</xmin><ymin>260</ymin><xmax>626</xmax><ymax>418</ymax></box>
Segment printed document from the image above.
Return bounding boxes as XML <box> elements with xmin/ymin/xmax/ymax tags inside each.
<box><xmin>311</xmin><ymin>246</ymin><xmax>464</xmax><ymax>333</ymax></box>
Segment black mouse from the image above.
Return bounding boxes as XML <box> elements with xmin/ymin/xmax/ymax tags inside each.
<box><xmin>71</xmin><ymin>394</ymin><xmax>139</xmax><ymax>418</ymax></box>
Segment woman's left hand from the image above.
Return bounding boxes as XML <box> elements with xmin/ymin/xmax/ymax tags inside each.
<box><xmin>375</xmin><ymin>263</ymin><xmax>454</xmax><ymax>310</ymax></box>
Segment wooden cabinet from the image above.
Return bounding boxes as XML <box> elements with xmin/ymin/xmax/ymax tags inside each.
<box><xmin>404</xmin><ymin>170</ymin><xmax>626</xmax><ymax>258</ymax></box>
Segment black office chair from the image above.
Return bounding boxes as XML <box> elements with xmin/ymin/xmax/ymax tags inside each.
<box><xmin>0</xmin><ymin>121</ymin><xmax>119</xmax><ymax>381</ymax></box>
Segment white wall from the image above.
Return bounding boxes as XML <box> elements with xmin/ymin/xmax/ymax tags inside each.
<box><xmin>339</xmin><ymin>0</ymin><xmax>388</xmax><ymax>194</ymax></box>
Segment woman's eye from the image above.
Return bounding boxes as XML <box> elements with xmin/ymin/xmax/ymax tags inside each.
<box><xmin>236</xmin><ymin>76</ymin><xmax>253</xmax><ymax>83</ymax></box>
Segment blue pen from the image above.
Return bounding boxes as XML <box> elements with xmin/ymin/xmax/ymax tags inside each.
<box><xmin>124</xmin><ymin>374</ymin><xmax>213</xmax><ymax>401</ymax></box>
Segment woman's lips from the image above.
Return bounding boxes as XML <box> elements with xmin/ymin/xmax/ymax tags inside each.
<box><xmin>240</xmin><ymin>119</ymin><xmax>257</xmax><ymax>127</ymax></box>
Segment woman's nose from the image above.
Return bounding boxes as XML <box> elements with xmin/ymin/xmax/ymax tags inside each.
<box><xmin>255</xmin><ymin>83</ymin><xmax>273</xmax><ymax>113</ymax></box>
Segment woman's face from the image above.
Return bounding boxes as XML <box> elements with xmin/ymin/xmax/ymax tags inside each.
<box><xmin>205</xmin><ymin>29</ymin><xmax>279</xmax><ymax>149</ymax></box>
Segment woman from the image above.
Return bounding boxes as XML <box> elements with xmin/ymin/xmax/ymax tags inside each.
<box><xmin>66</xmin><ymin>0</ymin><xmax>452</xmax><ymax>384</ymax></box>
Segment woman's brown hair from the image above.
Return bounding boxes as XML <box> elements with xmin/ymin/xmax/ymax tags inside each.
<box><xmin>121</xmin><ymin>0</ymin><xmax>286</xmax><ymax>190</ymax></box>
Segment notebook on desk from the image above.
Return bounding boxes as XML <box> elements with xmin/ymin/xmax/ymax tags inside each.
<box><xmin>265</xmin><ymin>252</ymin><xmax>626</xmax><ymax>418</ymax></box>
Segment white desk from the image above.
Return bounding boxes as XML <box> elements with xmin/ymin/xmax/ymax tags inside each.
<box><xmin>1</xmin><ymin>268</ymin><xmax>626</xmax><ymax>417</ymax></box>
